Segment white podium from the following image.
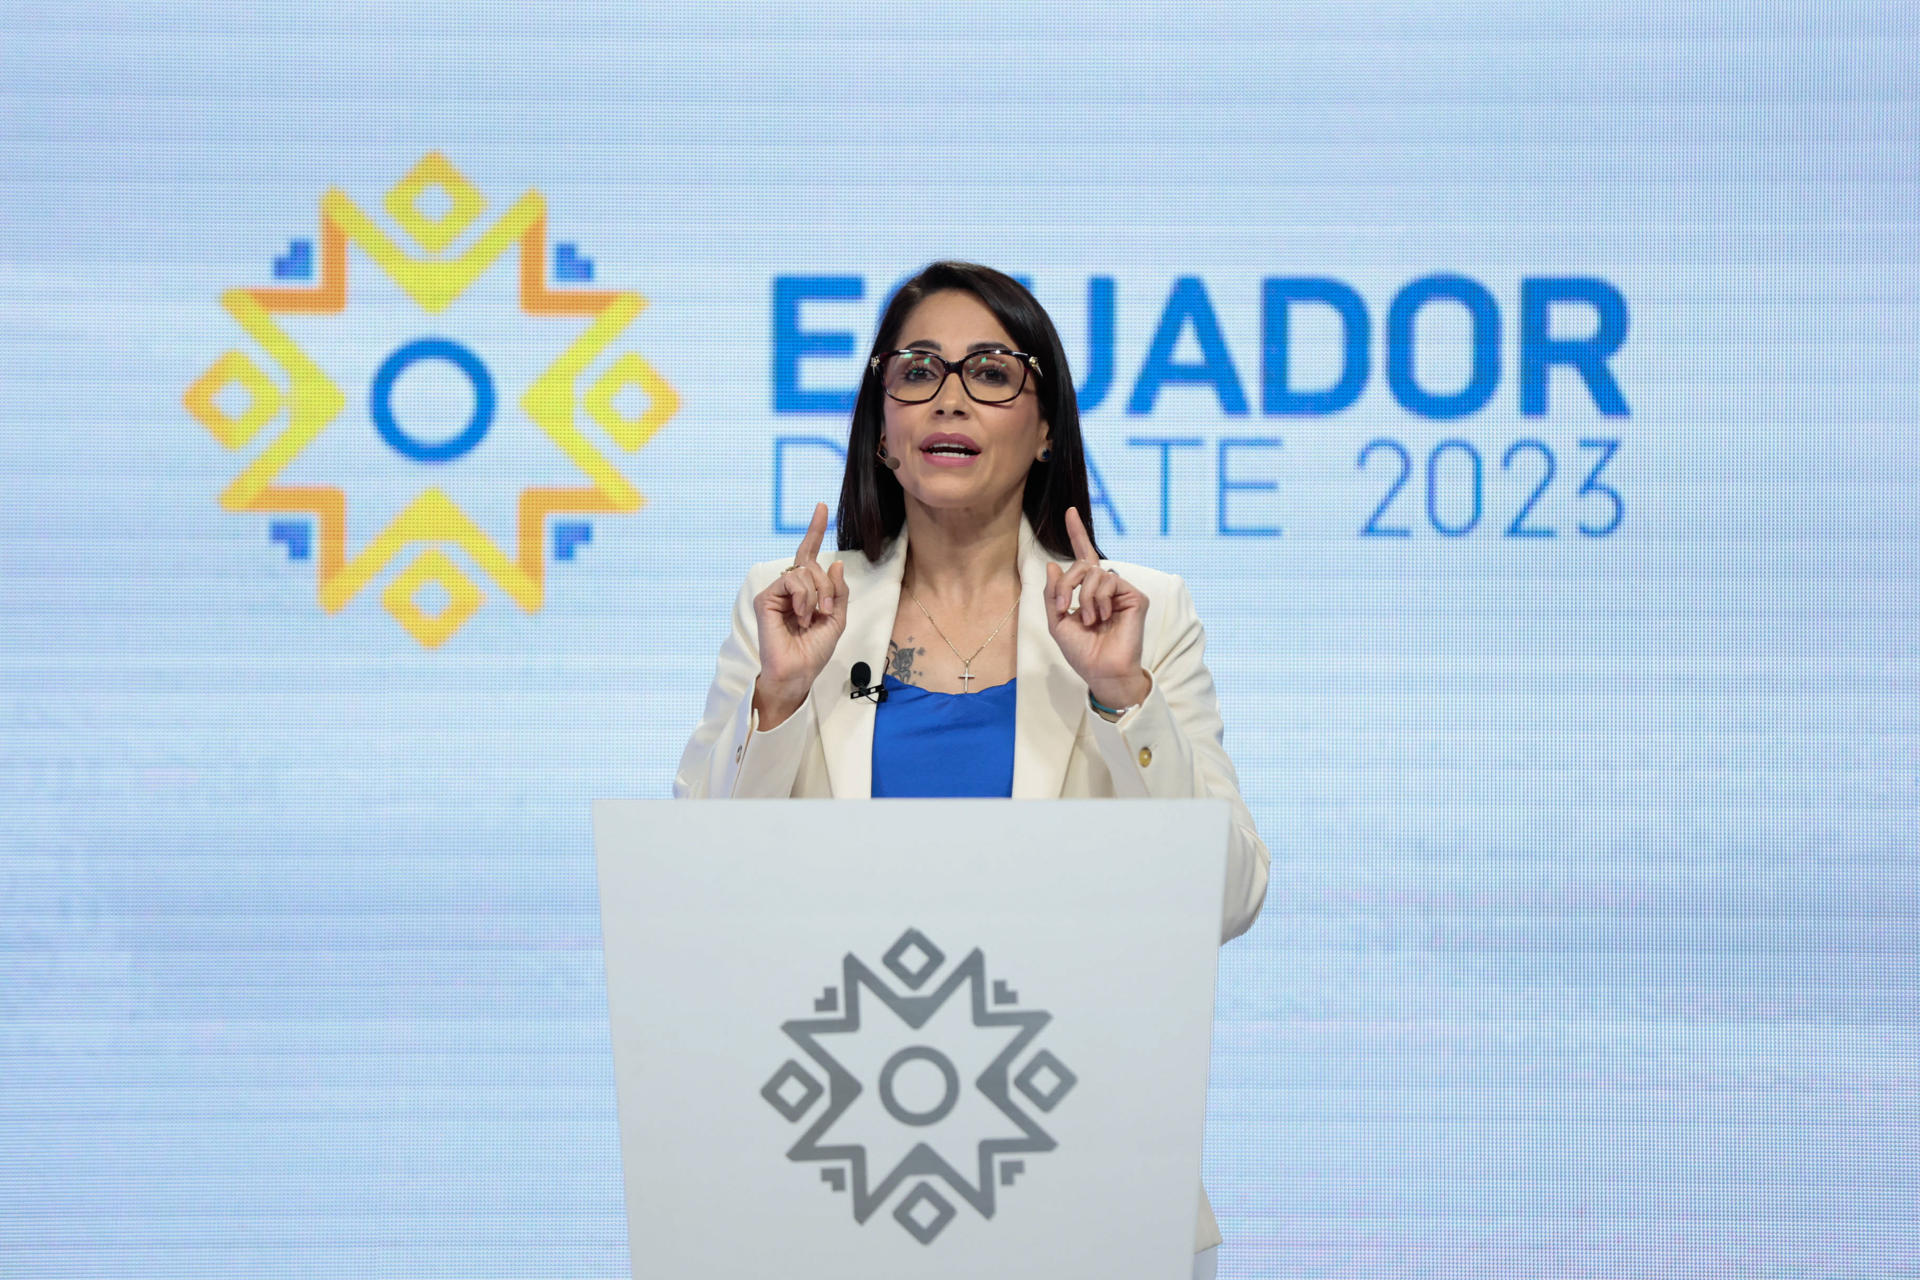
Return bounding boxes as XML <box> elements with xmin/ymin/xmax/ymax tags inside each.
<box><xmin>593</xmin><ymin>798</ymin><xmax>1227</xmax><ymax>1279</ymax></box>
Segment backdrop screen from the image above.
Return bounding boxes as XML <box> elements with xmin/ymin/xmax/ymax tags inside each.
<box><xmin>3</xmin><ymin>3</ymin><xmax>1916</xmax><ymax>1277</ymax></box>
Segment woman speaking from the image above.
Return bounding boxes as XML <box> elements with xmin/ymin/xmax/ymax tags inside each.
<box><xmin>675</xmin><ymin>261</ymin><xmax>1268</xmax><ymax>1277</ymax></box>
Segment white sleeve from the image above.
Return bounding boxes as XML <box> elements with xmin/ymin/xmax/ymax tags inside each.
<box><xmin>1085</xmin><ymin>577</ymin><xmax>1271</xmax><ymax>942</ymax></box>
<box><xmin>672</xmin><ymin>572</ymin><xmax>818</xmax><ymax>799</ymax></box>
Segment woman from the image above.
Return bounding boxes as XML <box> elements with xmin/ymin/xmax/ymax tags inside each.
<box><xmin>676</xmin><ymin>261</ymin><xmax>1268</xmax><ymax>1278</ymax></box>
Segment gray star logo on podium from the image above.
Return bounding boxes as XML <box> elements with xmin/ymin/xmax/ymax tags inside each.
<box><xmin>760</xmin><ymin>928</ymin><xmax>1078</xmax><ymax>1244</ymax></box>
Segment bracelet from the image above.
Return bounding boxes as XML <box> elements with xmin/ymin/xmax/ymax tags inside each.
<box><xmin>1088</xmin><ymin>691</ymin><xmax>1132</xmax><ymax>720</ymax></box>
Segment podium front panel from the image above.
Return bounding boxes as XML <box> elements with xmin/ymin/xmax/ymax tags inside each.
<box><xmin>593</xmin><ymin>798</ymin><xmax>1228</xmax><ymax>1279</ymax></box>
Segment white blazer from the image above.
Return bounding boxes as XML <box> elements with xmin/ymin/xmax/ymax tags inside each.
<box><xmin>674</xmin><ymin>520</ymin><xmax>1271</xmax><ymax>1252</ymax></box>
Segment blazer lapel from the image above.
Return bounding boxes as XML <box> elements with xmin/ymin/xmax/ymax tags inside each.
<box><xmin>815</xmin><ymin>532</ymin><xmax>908</xmax><ymax>799</ymax></box>
<box><xmin>815</xmin><ymin>521</ymin><xmax>1081</xmax><ymax>800</ymax></box>
<box><xmin>1013</xmin><ymin>525</ymin><xmax>1084</xmax><ymax>799</ymax></box>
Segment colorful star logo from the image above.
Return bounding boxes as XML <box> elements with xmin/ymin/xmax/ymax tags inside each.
<box><xmin>183</xmin><ymin>152</ymin><xmax>677</xmax><ymax>647</ymax></box>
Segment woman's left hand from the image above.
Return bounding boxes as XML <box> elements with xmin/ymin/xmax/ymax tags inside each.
<box><xmin>1046</xmin><ymin>507</ymin><xmax>1152</xmax><ymax>710</ymax></box>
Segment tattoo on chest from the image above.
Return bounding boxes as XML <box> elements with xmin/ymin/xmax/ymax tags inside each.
<box><xmin>887</xmin><ymin>638</ymin><xmax>923</xmax><ymax>686</ymax></box>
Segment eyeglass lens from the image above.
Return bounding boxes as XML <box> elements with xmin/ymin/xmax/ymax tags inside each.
<box><xmin>880</xmin><ymin>351</ymin><xmax>1026</xmax><ymax>404</ymax></box>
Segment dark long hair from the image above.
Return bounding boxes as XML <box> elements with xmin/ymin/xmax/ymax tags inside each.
<box><xmin>835</xmin><ymin>261</ymin><xmax>1099</xmax><ymax>561</ymax></box>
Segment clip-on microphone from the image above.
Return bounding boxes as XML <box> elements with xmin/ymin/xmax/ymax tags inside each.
<box><xmin>849</xmin><ymin>661</ymin><xmax>889</xmax><ymax>704</ymax></box>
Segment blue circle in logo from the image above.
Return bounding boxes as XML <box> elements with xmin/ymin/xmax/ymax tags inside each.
<box><xmin>369</xmin><ymin>337</ymin><xmax>495</xmax><ymax>463</ymax></box>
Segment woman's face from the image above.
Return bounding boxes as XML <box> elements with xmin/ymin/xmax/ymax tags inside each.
<box><xmin>878</xmin><ymin>289</ymin><xmax>1051</xmax><ymax>522</ymax></box>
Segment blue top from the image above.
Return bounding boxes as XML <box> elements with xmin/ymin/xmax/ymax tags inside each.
<box><xmin>870</xmin><ymin>675</ymin><xmax>1018</xmax><ymax>798</ymax></box>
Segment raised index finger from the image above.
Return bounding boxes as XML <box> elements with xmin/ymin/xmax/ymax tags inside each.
<box><xmin>794</xmin><ymin>502</ymin><xmax>828</xmax><ymax>565</ymax></box>
<box><xmin>1065</xmin><ymin>506</ymin><xmax>1100</xmax><ymax>565</ymax></box>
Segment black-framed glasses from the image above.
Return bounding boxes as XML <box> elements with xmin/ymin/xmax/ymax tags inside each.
<box><xmin>869</xmin><ymin>348</ymin><xmax>1041</xmax><ymax>405</ymax></box>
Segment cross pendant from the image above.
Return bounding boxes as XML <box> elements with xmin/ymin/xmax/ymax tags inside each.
<box><xmin>957</xmin><ymin>665</ymin><xmax>975</xmax><ymax>691</ymax></box>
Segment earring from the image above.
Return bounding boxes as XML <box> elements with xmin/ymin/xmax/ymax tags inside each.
<box><xmin>1038</xmin><ymin>447</ymin><xmax>1052</xmax><ymax>462</ymax></box>
<box><xmin>877</xmin><ymin>442</ymin><xmax>901</xmax><ymax>472</ymax></box>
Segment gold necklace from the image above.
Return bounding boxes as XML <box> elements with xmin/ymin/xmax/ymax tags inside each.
<box><xmin>904</xmin><ymin>583</ymin><xmax>1020</xmax><ymax>692</ymax></box>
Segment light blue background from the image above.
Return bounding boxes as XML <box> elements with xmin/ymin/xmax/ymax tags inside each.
<box><xmin>3</xmin><ymin>3</ymin><xmax>1916</xmax><ymax>1276</ymax></box>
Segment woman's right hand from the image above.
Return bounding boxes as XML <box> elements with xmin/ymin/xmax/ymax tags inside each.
<box><xmin>751</xmin><ymin>502</ymin><xmax>848</xmax><ymax>728</ymax></box>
